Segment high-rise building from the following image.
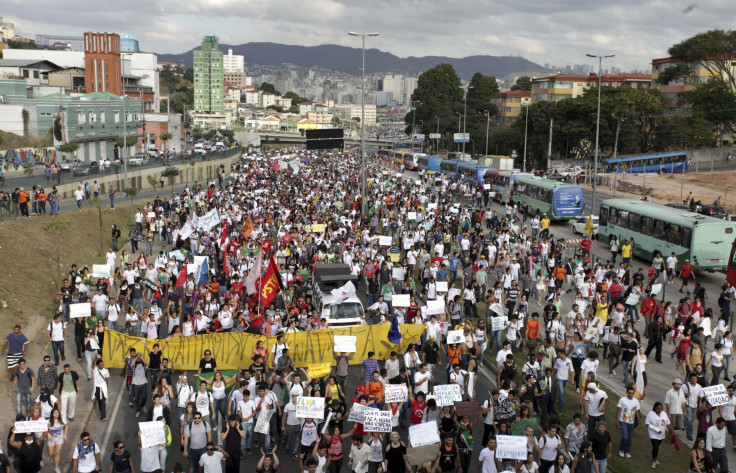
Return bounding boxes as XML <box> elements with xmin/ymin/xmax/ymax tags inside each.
<box><xmin>193</xmin><ymin>36</ymin><xmax>224</xmax><ymax>114</ymax></box>
<box><xmin>0</xmin><ymin>17</ymin><xmax>15</xmax><ymax>42</ymax></box>
<box><xmin>403</xmin><ymin>77</ymin><xmax>417</xmax><ymax>105</ymax></box>
<box><xmin>223</xmin><ymin>48</ymin><xmax>245</xmax><ymax>73</ymax></box>
<box><xmin>119</xmin><ymin>33</ymin><xmax>140</xmax><ymax>53</ymax></box>
<box><xmin>84</xmin><ymin>32</ymin><xmax>122</xmax><ymax>95</ymax></box>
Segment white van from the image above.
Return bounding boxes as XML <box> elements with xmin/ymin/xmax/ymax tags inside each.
<box><xmin>312</xmin><ymin>264</ymin><xmax>365</xmax><ymax>327</ymax></box>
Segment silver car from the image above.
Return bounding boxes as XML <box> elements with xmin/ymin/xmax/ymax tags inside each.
<box><xmin>128</xmin><ymin>154</ymin><xmax>149</xmax><ymax>166</ymax></box>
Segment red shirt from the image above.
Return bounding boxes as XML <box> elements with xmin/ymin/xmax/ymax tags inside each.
<box><xmin>410</xmin><ymin>400</ymin><xmax>427</xmax><ymax>425</ymax></box>
<box><xmin>681</xmin><ymin>264</ymin><xmax>693</xmax><ymax>278</ymax></box>
<box><xmin>580</xmin><ymin>240</ymin><xmax>592</xmax><ymax>251</ymax></box>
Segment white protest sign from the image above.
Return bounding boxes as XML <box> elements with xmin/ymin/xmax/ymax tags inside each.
<box><xmin>403</xmin><ymin>238</ymin><xmax>414</xmax><ymax>250</ymax></box>
<box><xmin>491</xmin><ymin>316</ymin><xmax>507</xmax><ymax>332</ymax></box>
<box><xmin>384</xmin><ymin>384</ymin><xmax>408</xmax><ymax>403</ymax></box>
<box><xmin>426</xmin><ymin>300</ymin><xmax>445</xmax><ymax>316</ymax></box>
<box><xmin>347</xmin><ymin>403</ymin><xmax>377</xmax><ymax>423</ymax></box>
<box><xmin>704</xmin><ymin>384</ymin><xmax>730</xmax><ymax>407</ymax></box>
<box><xmin>69</xmin><ymin>303</ymin><xmax>91</xmax><ymax>318</ymax></box>
<box><xmin>407</xmin><ymin>212</ymin><xmax>417</xmax><ymax>221</ymax></box>
<box><xmin>363</xmin><ymin>410</ymin><xmax>392</xmax><ymax>432</ymax></box>
<box><xmin>92</xmin><ymin>264</ymin><xmax>110</xmax><ymax>278</ymax></box>
<box><xmin>296</xmin><ymin>396</ymin><xmax>326</xmax><ymax>420</ymax></box>
<box><xmin>14</xmin><ymin>420</ymin><xmax>48</xmax><ymax>433</ymax></box>
<box><xmin>496</xmin><ymin>435</ymin><xmax>528</xmax><ymax>460</ymax></box>
<box><xmin>436</xmin><ymin>281</ymin><xmax>449</xmax><ymax>292</ymax></box>
<box><xmin>178</xmin><ymin>222</ymin><xmax>195</xmax><ymax>241</ymax></box>
<box><xmin>333</xmin><ymin>335</ymin><xmax>357</xmax><ymax>353</ymax></box>
<box><xmin>433</xmin><ymin>384</ymin><xmax>463</xmax><ymax>407</ymax></box>
<box><xmin>427</xmin><ymin>203</ymin><xmax>438</xmax><ymax>210</ymax></box>
<box><xmin>489</xmin><ymin>303</ymin><xmax>505</xmax><ymax>316</ymax></box>
<box><xmin>409</xmin><ymin>422</ymin><xmax>441</xmax><ymax>447</ymax></box>
<box><xmin>196</xmin><ymin>209</ymin><xmax>221</xmax><ymax>232</ymax></box>
<box><xmin>446</xmin><ymin>329</ymin><xmax>464</xmax><ymax>345</ymax></box>
<box><xmin>483</xmin><ymin>184</ymin><xmax>491</xmax><ymax>190</ymax></box>
<box><xmin>625</xmin><ymin>293</ymin><xmax>639</xmax><ymax>305</ymax></box>
<box><xmin>392</xmin><ymin>294</ymin><xmax>411</xmax><ymax>308</ymax></box>
<box><xmin>392</xmin><ymin>267</ymin><xmax>405</xmax><ymax>280</ymax></box>
<box><xmin>651</xmin><ymin>283</ymin><xmax>663</xmax><ymax>296</ymax></box>
<box><xmin>378</xmin><ymin>235</ymin><xmax>393</xmax><ymax>246</ymax></box>
<box><xmin>254</xmin><ymin>409</ymin><xmax>273</xmax><ymax>434</ymax></box>
<box><xmin>147</xmin><ymin>211</ymin><xmax>156</xmax><ymax>219</ymax></box>
<box><xmin>138</xmin><ymin>421</ymin><xmax>166</xmax><ymax>448</ymax></box>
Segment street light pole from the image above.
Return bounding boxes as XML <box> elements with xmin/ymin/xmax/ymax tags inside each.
<box><xmin>459</xmin><ymin>85</ymin><xmax>473</xmax><ymax>156</ymax></box>
<box><xmin>349</xmin><ymin>31</ymin><xmax>380</xmax><ymax>216</ymax></box>
<box><xmin>456</xmin><ymin>112</ymin><xmax>461</xmax><ymax>151</ymax></box>
<box><xmin>484</xmin><ymin>110</ymin><xmax>490</xmax><ymax>156</ymax></box>
<box><xmin>587</xmin><ymin>52</ymin><xmax>615</xmax><ymax>215</ymax></box>
<box><xmin>434</xmin><ymin>115</ymin><xmax>439</xmax><ymax>155</ymax></box>
<box><xmin>523</xmin><ymin>104</ymin><xmax>529</xmax><ymax>172</ymax></box>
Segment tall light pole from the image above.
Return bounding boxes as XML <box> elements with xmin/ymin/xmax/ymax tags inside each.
<box><xmin>349</xmin><ymin>31</ymin><xmax>380</xmax><ymax>216</ymax></box>
<box><xmin>419</xmin><ymin>119</ymin><xmax>424</xmax><ymax>153</ymax></box>
<box><xmin>522</xmin><ymin>103</ymin><xmax>529</xmax><ymax>172</ymax></box>
<box><xmin>411</xmin><ymin>100</ymin><xmax>421</xmax><ymax>152</ymax></box>
<box><xmin>587</xmin><ymin>53</ymin><xmax>615</xmax><ymax>215</ymax></box>
<box><xmin>455</xmin><ymin>112</ymin><xmax>461</xmax><ymax>151</ymax></box>
<box><xmin>434</xmin><ymin>115</ymin><xmax>439</xmax><ymax>154</ymax></box>
<box><xmin>459</xmin><ymin>85</ymin><xmax>473</xmax><ymax>156</ymax></box>
<box><xmin>483</xmin><ymin>110</ymin><xmax>490</xmax><ymax>156</ymax></box>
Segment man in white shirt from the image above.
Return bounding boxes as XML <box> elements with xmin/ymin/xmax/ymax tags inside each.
<box><xmin>413</xmin><ymin>364</ymin><xmax>432</xmax><ymax>394</ymax></box>
<box><xmin>71</xmin><ymin>432</ymin><xmax>101</xmax><ymax>473</ymax></box>
<box><xmin>706</xmin><ymin>418</ymin><xmax>729</xmax><ymax>473</ymax></box>
<box><xmin>199</xmin><ymin>442</ymin><xmax>228</xmax><ymax>473</ymax></box>
<box><xmin>666</xmin><ymin>252</ymin><xmax>678</xmax><ymax>285</ymax></box>
<box><xmin>47</xmin><ymin>314</ymin><xmax>67</xmax><ymax>365</ymax></box>
<box><xmin>237</xmin><ymin>389</ymin><xmax>257</xmax><ymax>455</ymax></box>
<box><xmin>664</xmin><ymin>378</ymin><xmax>686</xmax><ymax>434</ymax></box>
<box><xmin>684</xmin><ymin>372</ymin><xmax>705</xmax><ymax>441</ymax></box>
<box><xmin>718</xmin><ymin>383</ymin><xmax>736</xmax><ymax>449</ymax></box>
<box><xmin>91</xmin><ymin>289</ymin><xmax>108</xmax><ymax>320</ymax></box>
<box><xmin>477</xmin><ymin>437</ymin><xmax>502</xmax><ymax>473</ymax></box>
<box><xmin>615</xmin><ymin>386</ymin><xmax>641</xmax><ymax>458</ymax></box>
<box><xmin>74</xmin><ymin>186</ymin><xmax>84</xmax><ymax>211</ymax></box>
<box><xmin>105</xmin><ymin>249</ymin><xmax>117</xmax><ymax>273</ymax></box>
<box><xmin>553</xmin><ymin>351</ymin><xmax>574</xmax><ymax>410</ymax></box>
<box><xmin>583</xmin><ymin>383</ymin><xmax>609</xmax><ymax>433</ymax></box>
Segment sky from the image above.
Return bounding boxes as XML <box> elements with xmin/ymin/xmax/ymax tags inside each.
<box><xmin>4</xmin><ymin>0</ymin><xmax>735</xmax><ymax>71</ymax></box>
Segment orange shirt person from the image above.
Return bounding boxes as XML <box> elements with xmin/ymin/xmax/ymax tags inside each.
<box><xmin>365</xmin><ymin>371</ymin><xmax>384</xmax><ymax>405</ymax></box>
<box><xmin>526</xmin><ymin>312</ymin><xmax>541</xmax><ymax>342</ymax></box>
<box><xmin>447</xmin><ymin>344</ymin><xmax>461</xmax><ymax>367</ymax></box>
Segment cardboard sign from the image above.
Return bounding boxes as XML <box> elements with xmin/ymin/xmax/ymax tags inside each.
<box><xmin>92</xmin><ymin>264</ymin><xmax>110</xmax><ymax>278</ymax></box>
<box><xmin>308</xmin><ymin>363</ymin><xmax>332</xmax><ymax>378</ymax></box>
<box><xmin>585</xmin><ymin>316</ymin><xmax>605</xmax><ymax>339</ymax></box>
<box><xmin>139</xmin><ymin>421</ymin><xmax>166</xmax><ymax>448</ymax></box>
<box><xmin>392</xmin><ymin>267</ymin><xmax>405</xmax><ymax>280</ymax></box>
<box><xmin>407</xmin><ymin>212</ymin><xmax>417</xmax><ymax>221</ymax></box>
<box><xmin>404</xmin><ymin>239</ymin><xmax>414</xmax><ymax>250</ymax></box>
<box><xmin>363</xmin><ymin>410</ymin><xmax>392</xmax><ymax>432</ymax></box>
<box><xmin>333</xmin><ymin>335</ymin><xmax>357</xmax><ymax>353</ymax></box>
<box><xmin>454</xmin><ymin>400</ymin><xmax>482</xmax><ymax>417</ymax></box>
<box><xmin>704</xmin><ymin>384</ymin><xmax>730</xmax><ymax>407</ymax></box>
<box><xmin>489</xmin><ymin>303</ymin><xmax>505</xmax><ymax>317</ymax></box>
<box><xmin>433</xmin><ymin>384</ymin><xmax>463</xmax><ymax>407</ymax></box>
<box><xmin>496</xmin><ymin>435</ymin><xmax>528</xmax><ymax>460</ymax></box>
<box><xmin>384</xmin><ymin>384</ymin><xmax>408</xmax><ymax>403</ymax></box>
<box><xmin>483</xmin><ymin>184</ymin><xmax>491</xmax><ymax>190</ymax></box>
<box><xmin>379</xmin><ymin>236</ymin><xmax>393</xmax><ymax>246</ymax></box>
<box><xmin>435</xmin><ymin>281</ymin><xmax>449</xmax><ymax>292</ymax></box>
<box><xmin>296</xmin><ymin>396</ymin><xmax>325</xmax><ymax>420</ymax></box>
<box><xmin>407</xmin><ymin>443</ymin><xmax>440</xmax><ymax>466</ymax></box>
<box><xmin>446</xmin><ymin>329</ymin><xmax>464</xmax><ymax>345</ymax></box>
<box><xmin>389</xmin><ymin>253</ymin><xmax>401</xmax><ymax>263</ymax></box>
<box><xmin>409</xmin><ymin>422</ymin><xmax>441</xmax><ymax>447</ymax></box>
<box><xmin>651</xmin><ymin>283</ymin><xmax>663</xmax><ymax>296</ymax></box>
<box><xmin>254</xmin><ymin>409</ymin><xmax>273</xmax><ymax>434</ymax></box>
<box><xmin>426</xmin><ymin>300</ymin><xmax>445</xmax><ymax>316</ymax></box>
<box><xmin>311</xmin><ymin>224</ymin><xmax>325</xmax><ymax>233</ymax></box>
<box><xmin>491</xmin><ymin>316</ymin><xmax>506</xmax><ymax>332</ymax></box>
<box><xmin>14</xmin><ymin>420</ymin><xmax>48</xmax><ymax>433</ymax></box>
<box><xmin>347</xmin><ymin>402</ymin><xmax>377</xmax><ymax>423</ymax></box>
<box><xmin>69</xmin><ymin>303</ymin><xmax>92</xmax><ymax>318</ymax></box>
<box><xmin>392</xmin><ymin>294</ymin><xmax>411</xmax><ymax>308</ymax></box>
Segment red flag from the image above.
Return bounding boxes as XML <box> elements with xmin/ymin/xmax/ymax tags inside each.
<box><xmin>176</xmin><ymin>264</ymin><xmax>188</xmax><ymax>287</ymax></box>
<box><xmin>259</xmin><ymin>256</ymin><xmax>281</xmax><ymax>307</ymax></box>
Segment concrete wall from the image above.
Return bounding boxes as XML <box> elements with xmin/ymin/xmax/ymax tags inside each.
<box><xmin>55</xmin><ymin>148</ymin><xmax>242</xmax><ymax>199</ymax></box>
<box><xmin>690</xmin><ymin>146</ymin><xmax>736</xmax><ymax>163</ymax></box>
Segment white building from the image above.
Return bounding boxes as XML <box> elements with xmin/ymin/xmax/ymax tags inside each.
<box><xmin>261</xmin><ymin>92</ymin><xmax>275</xmax><ymax>108</ymax></box>
<box><xmin>223</xmin><ymin>48</ymin><xmax>245</xmax><ymax>73</ymax></box>
<box><xmin>336</xmin><ymin>104</ymin><xmax>376</xmax><ymax>125</ymax></box>
<box><xmin>0</xmin><ymin>17</ymin><xmax>15</xmax><ymax>41</ymax></box>
<box><xmin>245</xmin><ymin>90</ymin><xmax>260</xmax><ymax>105</ymax></box>
<box><xmin>403</xmin><ymin>77</ymin><xmax>417</xmax><ymax>105</ymax></box>
<box><xmin>2</xmin><ymin>49</ymin><xmax>84</xmax><ymax>69</ymax></box>
<box><xmin>122</xmin><ymin>52</ymin><xmax>161</xmax><ymax>113</ymax></box>
<box><xmin>299</xmin><ymin>102</ymin><xmax>315</xmax><ymax>116</ymax></box>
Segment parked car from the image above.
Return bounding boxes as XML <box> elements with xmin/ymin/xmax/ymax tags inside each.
<box><xmin>59</xmin><ymin>158</ymin><xmax>81</xmax><ymax>171</ymax></box>
<box><xmin>697</xmin><ymin>204</ymin><xmax>725</xmax><ymax>217</ymax></box>
<box><xmin>571</xmin><ymin>215</ymin><xmax>599</xmax><ymax>236</ymax></box>
<box><xmin>72</xmin><ymin>161</ymin><xmax>99</xmax><ymax>176</ymax></box>
<box><xmin>146</xmin><ymin>148</ymin><xmax>162</xmax><ymax>158</ymax></box>
<box><xmin>129</xmin><ymin>154</ymin><xmax>149</xmax><ymax>166</ymax></box>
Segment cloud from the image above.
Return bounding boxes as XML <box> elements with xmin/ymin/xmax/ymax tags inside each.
<box><xmin>3</xmin><ymin>0</ymin><xmax>736</xmax><ymax>70</ymax></box>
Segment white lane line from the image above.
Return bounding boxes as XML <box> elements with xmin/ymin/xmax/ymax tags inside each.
<box><xmin>100</xmin><ymin>377</ymin><xmax>126</xmax><ymax>458</ymax></box>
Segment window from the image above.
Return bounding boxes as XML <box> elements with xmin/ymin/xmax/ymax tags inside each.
<box><xmin>78</xmin><ymin>111</ymin><xmax>86</xmax><ymax>124</ymax></box>
<box><xmin>599</xmin><ymin>207</ymin><xmax>608</xmax><ymax>225</ymax></box>
<box><xmin>88</xmin><ymin>111</ymin><xmax>96</xmax><ymax>124</ymax></box>
<box><xmin>33</xmin><ymin>70</ymin><xmax>39</xmax><ymax>79</ymax></box>
<box><xmin>641</xmin><ymin>216</ymin><xmax>654</xmax><ymax>236</ymax></box>
<box><xmin>629</xmin><ymin>213</ymin><xmax>641</xmax><ymax>230</ymax></box>
<box><xmin>100</xmin><ymin>111</ymin><xmax>106</xmax><ymax>123</ymax></box>
<box><xmin>608</xmin><ymin>207</ymin><xmax>618</xmax><ymax>225</ymax></box>
<box><xmin>654</xmin><ymin>219</ymin><xmax>667</xmax><ymax>240</ymax></box>
<box><xmin>681</xmin><ymin>226</ymin><xmax>692</xmax><ymax>248</ymax></box>
<box><xmin>667</xmin><ymin>224</ymin><xmax>681</xmax><ymax>245</ymax></box>
<box><xmin>114</xmin><ymin>111</ymin><xmax>120</xmax><ymax>123</ymax></box>
<box><xmin>617</xmin><ymin>210</ymin><xmax>629</xmax><ymax>228</ymax></box>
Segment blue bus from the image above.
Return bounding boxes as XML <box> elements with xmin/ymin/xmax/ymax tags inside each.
<box><xmin>439</xmin><ymin>159</ymin><xmax>462</xmax><ymax>178</ymax></box>
<box><xmin>485</xmin><ymin>170</ymin><xmax>534</xmax><ymax>203</ymax></box>
<box><xmin>513</xmin><ymin>176</ymin><xmax>584</xmax><ymax>220</ymax></box>
<box><xmin>417</xmin><ymin>155</ymin><xmax>442</xmax><ymax>174</ymax></box>
<box><xmin>458</xmin><ymin>163</ymin><xmax>496</xmax><ymax>185</ymax></box>
<box><xmin>602</xmin><ymin>151</ymin><xmax>689</xmax><ymax>174</ymax></box>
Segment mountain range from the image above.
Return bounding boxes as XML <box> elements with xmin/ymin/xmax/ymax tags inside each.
<box><xmin>157</xmin><ymin>42</ymin><xmax>548</xmax><ymax>79</ymax></box>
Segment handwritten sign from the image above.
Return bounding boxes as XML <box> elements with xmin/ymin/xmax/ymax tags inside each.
<box><xmin>392</xmin><ymin>294</ymin><xmax>411</xmax><ymax>308</ymax></box>
<box><xmin>296</xmin><ymin>396</ymin><xmax>325</xmax><ymax>420</ymax></box>
<box><xmin>307</xmin><ymin>363</ymin><xmax>332</xmax><ymax>378</ymax></box>
<box><xmin>407</xmin><ymin>212</ymin><xmax>417</xmax><ymax>221</ymax></box>
<box><xmin>255</xmin><ymin>409</ymin><xmax>273</xmax><ymax>434</ymax></box>
<box><xmin>585</xmin><ymin>316</ymin><xmax>605</xmax><ymax>339</ymax></box>
<box><xmin>496</xmin><ymin>435</ymin><xmax>528</xmax><ymax>460</ymax></box>
<box><xmin>435</xmin><ymin>282</ymin><xmax>448</xmax><ymax>292</ymax></box>
<box><xmin>311</xmin><ymin>224</ymin><xmax>325</xmax><ymax>233</ymax></box>
<box><xmin>433</xmin><ymin>384</ymin><xmax>463</xmax><ymax>407</ymax></box>
<box><xmin>92</xmin><ymin>264</ymin><xmax>111</xmax><ymax>278</ymax></box>
<box><xmin>139</xmin><ymin>421</ymin><xmax>166</xmax><ymax>449</ymax></box>
<box><xmin>491</xmin><ymin>317</ymin><xmax>506</xmax><ymax>332</ymax></box>
<box><xmin>426</xmin><ymin>300</ymin><xmax>445</xmax><ymax>316</ymax></box>
<box><xmin>69</xmin><ymin>303</ymin><xmax>92</xmax><ymax>319</ymax></box>
<box><xmin>333</xmin><ymin>335</ymin><xmax>357</xmax><ymax>353</ymax></box>
<box><xmin>14</xmin><ymin>420</ymin><xmax>48</xmax><ymax>433</ymax></box>
<box><xmin>454</xmin><ymin>401</ymin><xmax>482</xmax><ymax>417</ymax></box>
<box><xmin>378</xmin><ymin>236</ymin><xmax>393</xmax><ymax>246</ymax></box>
<box><xmin>704</xmin><ymin>384</ymin><xmax>729</xmax><ymax>407</ymax></box>
<box><xmin>446</xmin><ymin>329</ymin><xmax>464</xmax><ymax>345</ymax></box>
<box><xmin>384</xmin><ymin>384</ymin><xmax>408</xmax><ymax>403</ymax></box>
<box><xmin>392</xmin><ymin>267</ymin><xmax>405</xmax><ymax>280</ymax></box>
<box><xmin>347</xmin><ymin>402</ymin><xmax>377</xmax><ymax>423</ymax></box>
<box><xmin>651</xmin><ymin>283</ymin><xmax>663</xmax><ymax>296</ymax></box>
<box><xmin>409</xmin><ymin>422</ymin><xmax>441</xmax><ymax>447</ymax></box>
<box><xmin>196</xmin><ymin>208</ymin><xmax>221</xmax><ymax>232</ymax></box>
<box><xmin>363</xmin><ymin>410</ymin><xmax>392</xmax><ymax>432</ymax></box>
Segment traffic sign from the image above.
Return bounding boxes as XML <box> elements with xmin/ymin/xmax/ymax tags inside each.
<box><xmin>412</xmin><ymin>134</ymin><xmax>425</xmax><ymax>142</ymax></box>
<box><xmin>511</xmin><ymin>149</ymin><xmax>518</xmax><ymax>158</ymax></box>
<box><xmin>429</xmin><ymin>133</ymin><xmax>441</xmax><ymax>139</ymax></box>
<box><xmin>453</xmin><ymin>133</ymin><xmax>470</xmax><ymax>143</ymax></box>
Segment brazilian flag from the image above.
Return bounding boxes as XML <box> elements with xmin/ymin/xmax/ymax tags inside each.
<box><xmin>192</xmin><ymin>369</ymin><xmax>239</xmax><ymax>396</ymax></box>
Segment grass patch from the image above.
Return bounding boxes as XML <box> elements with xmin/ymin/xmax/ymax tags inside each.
<box><xmin>0</xmin><ymin>203</ymin><xmax>136</xmax><ymax>333</ymax></box>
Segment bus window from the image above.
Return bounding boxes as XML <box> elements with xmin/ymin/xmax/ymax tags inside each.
<box><xmin>641</xmin><ymin>216</ymin><xmax>654</xmax><ymax>236</ymax></box>
<box><xmin>599</xmin><ymin>207</ymin><xmax>608</xmax><ymax>225</ymax></box>
<box><xmin>629</xmin><ymin>212</ymin><xmax>641</xmax><ymax>229</ymax></box>
<box><xmin>681</xmin><ymin>227</ymin><xmax>692</xmax><ymax>248</ymax></box>
<box><xmin>608</xmin><ymin>208</ymin><xmax>618</xmax><ymax>225</ymax></box>
<box><xmin>667</xmin><ymin>224</ymin><xmax>682</xmax><ymax>245</ymax></box>
<box><xmin>617</xmin><ymin>210</ymin><xmax>629</xmax><ymax>228</ymax></box>
<box><xmin>654</xmin><ymin>220</ymin><xmax>667</xmax><ymax>240</ymax></box>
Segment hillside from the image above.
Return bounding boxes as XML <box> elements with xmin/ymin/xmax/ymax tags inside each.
<box><xmin>157</xmin><ymin>42</ymin><xmax>548</xmax><ymax>79</ymax></box>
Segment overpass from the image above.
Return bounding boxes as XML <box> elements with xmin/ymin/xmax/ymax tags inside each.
<box><xmin>235</xmin><ymin>131</ymin><xmax>403</xmax><ymax>149</ymax></box>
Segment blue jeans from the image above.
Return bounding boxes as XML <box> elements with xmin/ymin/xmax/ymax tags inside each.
<box><xmin>132</xmin><ymin>383</ymin><xmax>147</xmax><ymax>414</ymax></box>
<box><xmin>132</xmin><ymin>298</ymin><xmax>144</xmax><ymax>314</ymax></box>
<box><xmin>685</xmin><ymin>405</ymin><xmax>696</xmax><ymax>439</ymax></box>
<box><xmin>85</xmin><ymin>349</ymin><xmax>97</xmax><ymax>378</ymax></box>
<box><xmin>399</xmin><ymin>400</ymin><xmax>410</xmax><ymax>428</ymax></box>
<box><xmin>557</xmin><ymin>379</ymin><xmax>567</xmax><ymax>409</ymax></box>
<box><xmin>595</xmin><ymin>459</ymin><xmax>607</xmax><ymax>473</ymax></box>
<box><xmin>213</xmin><ymin>397</ymin><xmax>227</xmax><ymax>429</ymax></box>
<box><xmin>622</xmin><ymin>360</ymin><xmax>633</xmax><ymax>386</ymax></box>
<box><xmin>110</xmin><ymin>196</ymin><xmax>115</xmax><ymax>209</ymax></box>
<box><xmin>620</xmin><ymin>421</ymin><xmax>635</xmax><ymax>454</ymax></box>
<box><xmin>107</xmin><ymin>320</ymin><xmax>118</xmax><ymax>331</ymax></box>
<box><xmin>16</xmin><ymin>392</ymin><xmax>31</xmax><ymax>415</ymax></box>
<box><xmin>240</xmin><ymin>422</ymin><xmax>254</xmax><ymax>453</ymax></box>
<box><xmin>189</xmin><ymin>447</ymin><xmax>205</xmax><ymax>473</ymax></box>
<box><xmin>62</xmin><ymin>302</ymin><xmax>70</xmax><ymax>323</ymax></box>
<box><xmin>368</xmin><ymin>293</ymin><xmax>378</xmax><ymax>306</ymax></box>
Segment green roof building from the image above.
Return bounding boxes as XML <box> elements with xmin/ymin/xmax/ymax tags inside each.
<box><xmin>193</xmin><ymin>36</ymin><xmax>224</xmax><ymax>114</ymax></box>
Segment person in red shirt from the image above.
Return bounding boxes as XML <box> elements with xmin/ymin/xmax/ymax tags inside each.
<box><xmin>609</xmin><ymin>277</ymin><xmax>624</xmax><ymax>305</ymax></box>
<box><xmin>679</xmin><ymin>259</ymin><xmax>695</xmax><ymax>295</ymax></box>
<box><xmin>579</xmin><ymin>235</ymin><xmax>592</xmax><ymax>257</ymax></box>
<box><xmin>641</xmin><ymin>295</ymin><xmax>658</xmax><ymax>327</ymax></box>
<box><xmin>410</xmin><ymin>391</ymin><xmax>427</xmax><ymax>425</ymax></box>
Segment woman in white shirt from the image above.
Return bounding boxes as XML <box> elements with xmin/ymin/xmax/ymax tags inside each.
<box><xmin>645</xmin><ymin>401</ymin><xmax>675</xmax><ymax>469</ymax></box>
<box><xmin>518</xmin><ymin>452</ymin><xmax>539</xmax><ymax>473</ymax></box>
<box><xmin>722</xmin><ymin>331</ymin><xmax>734</xmax><ymax>380</ymax></box>
<box><xmin>707</xmin><ymin>342</ymin><xmax>726</xmax><ymax>383</ymax></box>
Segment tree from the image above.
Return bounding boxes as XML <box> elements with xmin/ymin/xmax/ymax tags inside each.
<box><xmin>183</xmin><ymin>68</ymin><xmax>194</xmax><ymax>82</ymax></box>
<box><xmin>22</xmin><ymin>109</ymin><xmax>30</xmax><ymax>137</ymax></box>
<box><xmin>267</xmin><ymin>105</ymin><xmax>284</xmax><ymax>113</ymax></box>
<box><xmin>168</xmin><ymin>90</ymin><xmax>192</xmax><ymax>116</ymax></box>
<box><xmin>687</xmin><ymin>79</ymin><xmax>736</xmax><ymax>146</ymax></box>
<box><xmin>22</xmin><ymin>161</ymin><xmax>35</xmax><ymax>186</ymax></box>
<box><xmin>511</xmin><ymin>76</ymin><xmax>532</xmax><ymax>91</ymax></box>
<box><xmin>43</xmin><ymin>220</ymin><xmax>71</xmax><ymax>287</ymax></box>
<box><xmin>160</xmin><ymin>132</ymin><xmax>172</xmax><ymax>153</ymax></box>
<box><xmin>407</xmin><ymin>63</ymin><xmax>464</xmax><ymax>138</ymax></box>
<box><xmin>124</xmin><ymin>187</ymin><xmax>138</xmax><ymax>207</ymax></box>
<box><xmin>219</xmin><ymin>129</ymin><xmax>234</xmax><ymax>143</ymax></box>
<box><xmin>58</xmin><ymin>142</ymin><xmax>79</xmax><ymax>154</ymax></box>
<box><xmin>162</xmin><ymin>166</ymin><xmax>181</xmax><ymax>193</ymax></box>
<box><xmin>467</xmin><ymin>73</ymin><xmax>499</xmax><ymax>115</ymax></box>
<box><xmin>147</xmin><ymin>175</ymin><xmax>159</xmax><ymax>197</ymax></box>
<box><xmin>260</xmin><ymin>82</ymin><xmax>279</xmax><ymax>95</ymax></box>
<box><xmin>115</xmin><ymin>136</ymin><xmax>137</xmax><ymax>149</ymax></box>
<box><xmin>658</xmin><ymin>29</ymin><xmax>736</xmax><ymax>91</ymax></box>
<box><xmin>88</xmin><ymin>197</ymin><xmax>104</xmax><ymax>257</ymax></box>
<box><xmin>283</xmin><ymin>91</ymin><xmax>308</xmax><ymax>104</ymax></box>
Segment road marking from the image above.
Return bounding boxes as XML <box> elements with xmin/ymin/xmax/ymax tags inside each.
<box><xmin>100</xmin><ymin>377</ymin><xmax>126</xmax><ymax>458</ymax></box>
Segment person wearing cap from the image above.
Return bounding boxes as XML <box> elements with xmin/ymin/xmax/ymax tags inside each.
<box><xmin>588</xmin><ymin>420</ymin><xmax>611</xmax><ymax>473</ymax></box>
<box><xmin>665</xmin><ymin>378</ymin><xmax>687</xmax><ymax>435</ymax></box>
<box><xmin>679</xmin><ymin>258</ymin><xmax>695</xmax><ymax>295</ymax></box>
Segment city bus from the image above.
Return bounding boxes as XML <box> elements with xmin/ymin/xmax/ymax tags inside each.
<box><xmin>512</xmin><ymin>176</ymin><xmax>584</xmax><ymax>220</ymax></box>
<box><xmin>458</xmin><ymin>163</ymin><xmax>495</xmax><ymax>185</ymax></box>
<box><xmin>403</xmin><ymin>152</ymin><xmax>424</xmax><ymax>171</ymax></box>
<box><xmin>485</xmin><ymin>170</ymin><xmax>533</xmax><ymax>203</ymax></box>
<box><xmin>602</xmin><ymin>151</ymin><xmax>689</xmax><ymax>174</ymax></box>
<box><xmin>727</xmin><ymin>238</ymin><xmax>736</xmax><ymax>286</ymax></box>
<box><xmin>446</xmin><ymin>151</ymin><xmax>472</xmax><ymax>161</ymax></box>
<box><xmin>439</xmin><ymin>159</ymin><xmax>462</xmax><ymax>178</ymax></box>
<box><xmin>599</xmin><ymin>199</ymin><xmax>736</xmax><ymax>271</ymax></box>
<box><xmin>417</xmin><ymin>155</ymin><xmax>442</xmax><ymax>174</ymax></box>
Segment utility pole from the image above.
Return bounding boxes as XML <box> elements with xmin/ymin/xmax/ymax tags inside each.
<box><xmin>523</xmin><ymin>104</ymin><xmax>529</xmax><ymax>173</ymax></box>
<box><xmin>547</xmin><ymin>118</ymin><xmax>553</xmax><ymax>171</ymax></box>
<box><xmin>587</xmin><ymin>52</ymin><xmax>615</xmax><ymax>214</ymax></box>
<box><xmin>460</xmin><ymin>85</ymin><xmax>473</xmax><ymax>156</ymax></box>
<box><xmin>140</xmin><ymin>90</ymin><xmax>145</xmax><ymax>154</ymax></box>
<box><xmin>612</xmin><ymin>117</ymin><xmax>622</xmax><ymax>159</ymax></box>
<box><xmin>484</xmin><ymin>110</ymin><xmax>490</xmax><ymax>156</ymax></box>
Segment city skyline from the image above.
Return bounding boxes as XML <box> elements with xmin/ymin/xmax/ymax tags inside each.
<box><xmin>4</xmin><ymin>0</ymin><xmax>734</xmax><ymax>71</ymax></box>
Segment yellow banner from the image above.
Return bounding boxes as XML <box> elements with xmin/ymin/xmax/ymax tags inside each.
<box><xmin>308</xmin><ymin>363</ymin><xmax>332</xmax><ymax>378</ymax></box>
<box><xmin>103</xmin><ymin>324</ymin><xmax>424</xmax><ymax>370</ymax></box>
<box><xmin>311</xmin><ymin>224</ymin><xmax>325</xmax><ymax>233</ymax></box>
